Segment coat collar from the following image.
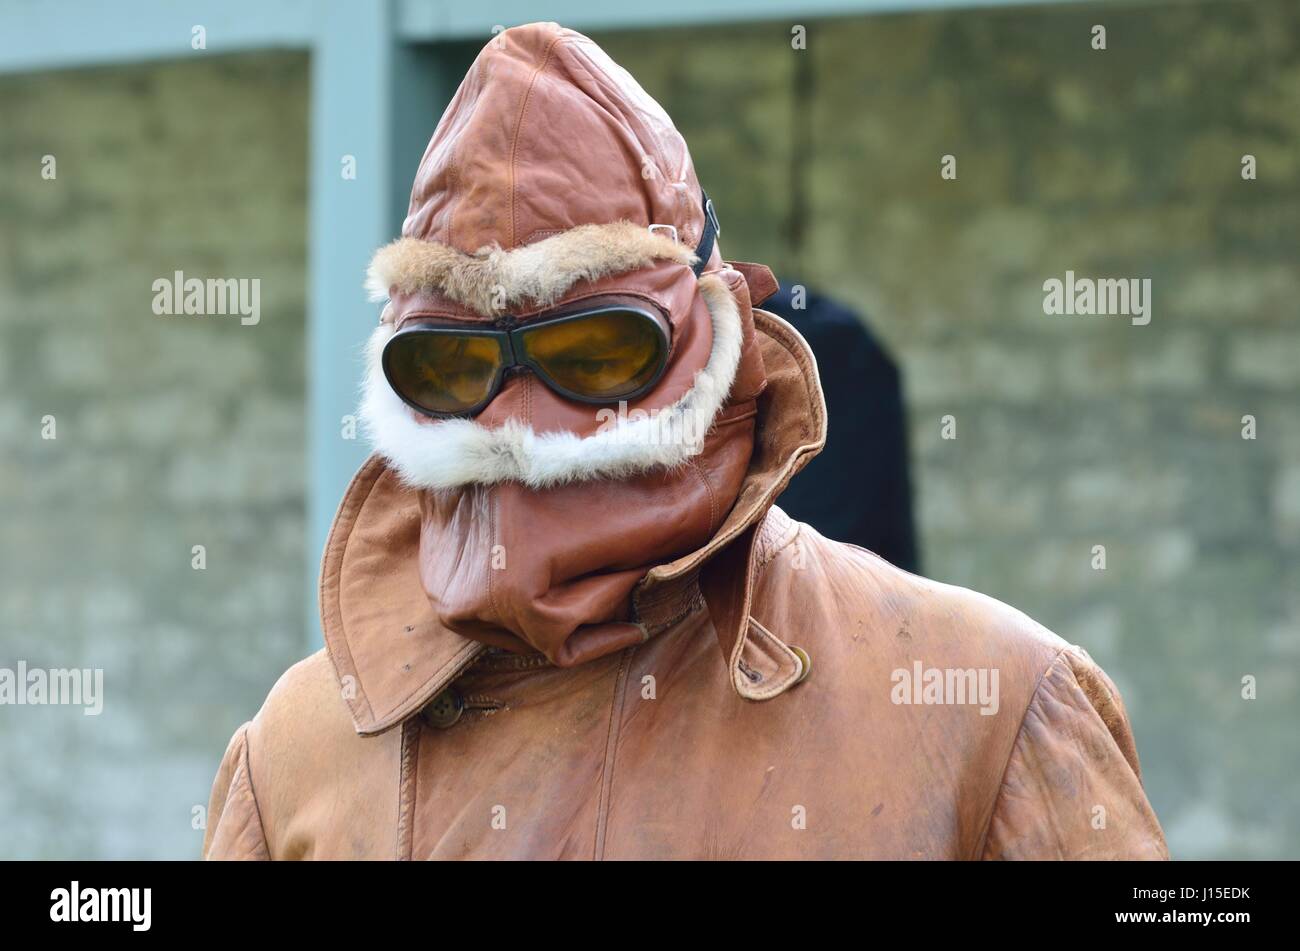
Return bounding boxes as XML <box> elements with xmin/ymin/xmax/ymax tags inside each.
<box><xmin>319</xmin><ymin>296</ymin><xmax>826</xmax><ymax>736</ymax></box>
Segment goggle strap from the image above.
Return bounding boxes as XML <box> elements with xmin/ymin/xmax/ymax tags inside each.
<box><xmin>692</xmin><ymin>190</ymin><xmax>720</xmax><ymax>277</ymax></box>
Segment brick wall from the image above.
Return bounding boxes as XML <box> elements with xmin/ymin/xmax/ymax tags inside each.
<box><xmin>0</xmin><ymin>53</ymin><xmax>309</xmax><ymax>858</ymax></box>
<box><xmin>598</xmin><ymin>0</ymin><xmax>1300</xmax><ymax>858</ymax></box>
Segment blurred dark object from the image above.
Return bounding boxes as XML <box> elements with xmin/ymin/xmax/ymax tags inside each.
<box><xmin>762</xmin><ymin>281</ymin><xmax>919</xmax><ymax>573</ymax></box>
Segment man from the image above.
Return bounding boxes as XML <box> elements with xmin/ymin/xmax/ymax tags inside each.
<box><xmin>204</xmin><ymin>23</ymin><xmax>1167</xmax><ymax>860</ymax></box>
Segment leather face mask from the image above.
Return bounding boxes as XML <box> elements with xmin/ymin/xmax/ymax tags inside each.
<box><xmin>416</xmin><ymin>411</ymin><xmax>755</xmax><ymax>665</ymax></box>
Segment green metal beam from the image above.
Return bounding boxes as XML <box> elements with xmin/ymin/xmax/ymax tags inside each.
<box><xmin>0</xmin><ymin>0</ymin><xmax>316</xmax><ymax>74</ymax></box>
<box><xmin>395</xmin><ymin>0</ymin><xmax>1092</xmax><ymax>41</ymax></box>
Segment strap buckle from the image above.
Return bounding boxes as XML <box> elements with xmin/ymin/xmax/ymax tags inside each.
<box><xmin>704</xmin><ymin>196</ymin><xmax>721</xmax><ymax>238</ymax></box>
<box><xmin>691</xmin><ymin>190</ymin><xmax>719</xmax><ymax>277</ymax></box>
<box><xmin>651</xmin><ymin>191</ymin><xmax>719</xmax><ymax>278</ymax></box>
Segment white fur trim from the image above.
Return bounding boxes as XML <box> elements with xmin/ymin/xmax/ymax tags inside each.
<box><xmin>365</xmin><ymin>222</ymin><xmax>697</xmax><ymax>316</ymax></box>
<box><xmin>359</xmin><ymin>274</ymin><xmax>743</xmax><ymax>490</ymax></box>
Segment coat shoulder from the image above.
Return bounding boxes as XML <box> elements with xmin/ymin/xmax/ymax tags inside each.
<box><xmin>249</xmin><ymin>648</ymin><xmax>351</xmax><ymax>742</ymax></box>
<box><xmin>758</xmin><ymin>517</ymin><xmax>1069</xmax><ymax>679</ymax></box>
<box><xmin>751</xmin><ymin>516</ymin><xmax>1167</xmax><ymax>858</ymax></box>
<box><xmin>237</xmin><ymin>649</ymin><xmax>403</xmax><ymax>858</ymax></box>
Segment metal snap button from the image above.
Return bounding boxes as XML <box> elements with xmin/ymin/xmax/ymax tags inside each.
<box><xmin>790</xmin><ymin>646</ymin><xmax>812</xmax><ymax>684</ymax></box>
<box><xmin>422</xmin><ymin>687</ymin><xmax>464</xmax><ymax>729</ymax></box>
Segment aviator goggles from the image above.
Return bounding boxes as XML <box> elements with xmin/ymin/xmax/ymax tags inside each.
<box><xmin>383</xmin><ymin>302</ymin><xmax>672</xmax><ymax>418</ymax></box>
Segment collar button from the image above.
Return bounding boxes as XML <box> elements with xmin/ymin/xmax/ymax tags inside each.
<box><xmin>421</xmin><ymin>687</ymin><xmax>465</xmax><ymax>729</ymax></box>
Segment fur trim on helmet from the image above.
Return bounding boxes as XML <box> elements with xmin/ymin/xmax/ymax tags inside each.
<box><xmin>358</xmin><ymin>273</ymin><xmax>742</xmax><ymax>490</ymax></box>
<box><xmin>365</xmin><ymin>222</ymin><xmax>697</xmax><ymax>316</ymax></box>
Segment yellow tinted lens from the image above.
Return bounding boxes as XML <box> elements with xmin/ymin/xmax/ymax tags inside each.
<box><xmin>520</xmin><ymin>310</ymin><xmax>666</xmax><ymax>400</ymax></box>
<box><xmin>386</xmin><ymin>331</ymin><xmax>503</xmax><ymax>414</ymax></box>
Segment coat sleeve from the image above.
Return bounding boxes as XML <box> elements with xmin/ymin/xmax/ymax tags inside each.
<box><xmin>202</xmin><ymin>722</ymin><xmax>271</xmax><ymax>860</ymax></box>
<box><xmin>980</xmin><ymin>647</ymin><xmax>1169</xmax><ymax>860</ymax></box>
